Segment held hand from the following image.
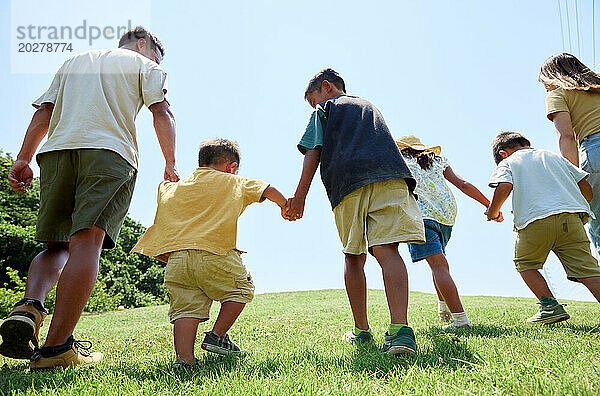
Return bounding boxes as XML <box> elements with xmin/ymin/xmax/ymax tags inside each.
<box><xmin>7</xmin><ymin>160</ymin><xmax>33</xmax><ymax>193</ymax></box>
<box><xmin>284</xmin><ymin>198</ymin><xmax>294</xmax><ymax>221</ymax></box>
<box><xmin>484</xmin><ymin>208</ymin><xmax>502</xmax><ymax>222</ymax></box>
<box><xmin>164</xmin><ymin>164</ymin><xmax>180</xmax><ymax>182</ymax></box>
<box><xmin>285</xmin><ymin>196</ymin><xmax>305</xmax><ymax>221</ymax></box>
<box><xmin>280</xmin><ymin>203</ymin><xmax>289</xmax><ymax>220</ymax></box>
<box><xmin>494</xmin><ymin>211</ymin><xmax>504</xmax><ymax>223</ymax></box>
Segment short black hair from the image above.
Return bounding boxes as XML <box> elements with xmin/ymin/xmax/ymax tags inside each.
<box><xmin>492</xmin><ymin>132</ymin><xmax>531</xmax><ymax>164</ymax></box>
<box><xmin>198</xmin><ymin>139</ymin><xmax>241</xmax><ymax>167</ymax></box>
<box><xmin>304</xmin><ymin>68</ymin><xmax>346</xmax><ymax>99</ymax></box>
<box><xmin>118</xmin><ymin>26</ymin><xmax>165</xmax><ymax>57</ymax></box>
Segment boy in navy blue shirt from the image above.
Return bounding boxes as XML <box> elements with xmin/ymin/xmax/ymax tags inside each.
<box><xmin>286</xmin><ymin>69</ymin><xmax>425</xmax><ymax>354</ymax></box>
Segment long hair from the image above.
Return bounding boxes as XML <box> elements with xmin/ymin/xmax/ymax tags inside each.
<box><xmin>401</xmin><ymin>147</ymin><xmax>437</xmax><ymax>171</ymax></box>
<box><xmin>539</xmin><ymin>53</ymin><xmax>600</xmax><ymax>91</ymax></box>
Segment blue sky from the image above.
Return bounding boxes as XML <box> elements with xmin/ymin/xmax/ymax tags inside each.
<box><xmin>1</xmin><ymin>1</ymin><xmax>598</xmax><ymax>302</ymax></box>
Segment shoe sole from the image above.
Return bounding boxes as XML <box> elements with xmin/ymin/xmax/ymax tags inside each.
<box><xmin>30</xmin><ymin>365</ymin><xmax>65</xmax><ymax>371</ymax></box>
<box><xmin>442</xmin><ymin>324</ymin><xmax>473</xmax><ymax>331</ymax></box>
<box><xmin>0</xmin><ymin>317</ymin><xmax>35</xmax><ymax>359</ymax></box>
<box><xmin>526</xmin><ymin>313</ymin><xmax>570</xmax><ymax>324</ymax></box>
<box><xmin>383</xmin><ymin>345</ymin><xmax>416</xmax><ymax>356</ymax></box>
<box><xmin>201</xmin><ymin>343</ymin><xmax>242</xmax><ymax>356</ymax></box>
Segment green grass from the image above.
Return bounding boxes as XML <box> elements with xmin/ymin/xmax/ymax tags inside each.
<box><xmin>1</xmin><ymin>290</ymin><xmax>599</xmax><ymax>395</ymax></box>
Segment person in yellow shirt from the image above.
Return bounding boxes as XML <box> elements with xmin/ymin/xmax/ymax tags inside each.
<box><xmin>540</xmin><ymin>53</ymin><xmax>600</xmax><ymax>254</ymax></box>
<box><xmin>132</xmin><ymin>139</ymin><xmax>287</xmax><ymax>368</ymax></box>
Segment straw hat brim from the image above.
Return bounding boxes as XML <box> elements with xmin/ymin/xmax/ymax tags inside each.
<box><xmin>396</xmin><ymin>140</ymin><xmax>442</xmax><ymax>156</ymax></box>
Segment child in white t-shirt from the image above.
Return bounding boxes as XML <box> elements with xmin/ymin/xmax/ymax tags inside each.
<box><xmin>396</xmin><ymin>135</ymin><xmax>500</xmax><ymax>330</ymax></box>
<box><xmin>487</xmin><ymin>131</ymin><xmax>600</xmax><ymax>324</ymax></box>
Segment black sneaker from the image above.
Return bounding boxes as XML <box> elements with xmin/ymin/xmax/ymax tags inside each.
<box><xmin>344</xmin><ymin>329</ymin><xmax>375</xmax><ymax>346</ymax></box>
<box><xmin>381</xmin><ymin>326</ymin><xmax>417</xmax><ymax>355</ymax></box>
<box><xmin>201</xmin><ymin>331</ymin><xmax>243</xmax><ymax>356</ymax></box>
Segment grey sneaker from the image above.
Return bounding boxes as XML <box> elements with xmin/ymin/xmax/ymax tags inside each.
<box><xmin>344</xmin><ymin>330</ymin><xmax>374</xmax><ymax>346</ymax></box>
<box><xmin>171</xmin><ymin>358</ymin><xmax>199</xmax><ymax>370</ymax></box>
<box><xmin>201</xmin><ymin>331</ymin><xmax>243</xmax><ymax>356</ymax></box>
<box><xmin>526</xmin><ymin>303</ymin><xmax>570</xmax><ymax>324</ymax></box>
<box><xmin>381</xmin><ymin>326</ymin><xmax>417</xmax><ymax>355</ymax></box>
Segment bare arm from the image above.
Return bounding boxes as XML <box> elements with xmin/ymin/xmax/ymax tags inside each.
<box><xmin>550</xmin><ymin>111</ymin><xmax>579</xmax><ymax>167</ymax></box>
<box><xmin>149</xmin><ymin>100</ymin><xmax>179</xmax><ymax>182</ymax></box>
<box><xmin>578</xmin><ymin>178</ymin><xmax>593</xmax><ymax>202</ymax></box>
<box><xmin>8</xmin><ymin>103</ymin><xmax>54</xmax><ymax>192</ymax></box>
<box><xmin>486</xmin><ymin>182</ymin><xmax>513</xmax><ymax>221</ymax></box>
<box><xmin>286</xmin><ymin>147</ymin><xmax>321</xmax><ymax>220</ymax></box>
<box><xmin>443</xmin><ymin>166</ymin><xmax>491</xmax><ymax>207</ymax></box>
<box><xmin>261</xmin><ymin>185</ymin><xmax>289</xmax><ymax>219</ymax></box>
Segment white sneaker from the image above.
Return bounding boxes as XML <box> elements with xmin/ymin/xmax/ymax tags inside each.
<box><xmin>438</xmin><ymin>311</ymin><xmax>452</xmax><ymax>322</ymax></box>
<box><xmin>442</xmin><ymin>322</ymin><xmax>473</xmax><ymax>331</ymax></box>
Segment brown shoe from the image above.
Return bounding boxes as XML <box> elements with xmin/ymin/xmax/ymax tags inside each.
<box><xmin>30</xmin><ymin>336</ymin><xmax>103</xmax><ymax>370</ymax></box>
<box><xmin>0</xmin><ymin>298</ymin><xmax>47</xmax><ymax>359</ymax></box>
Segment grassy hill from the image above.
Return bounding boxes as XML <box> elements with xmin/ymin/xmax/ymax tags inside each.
<box><xmin>1</xmin><ymin>290</ymin><xmax>599</xmax><ymax>395</ymax></box>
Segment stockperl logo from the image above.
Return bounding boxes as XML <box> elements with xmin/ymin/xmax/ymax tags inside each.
<box><xmin>15</xmin><ymin>20</ymin><xmax>134</xmax><ymax>46</ymax></box>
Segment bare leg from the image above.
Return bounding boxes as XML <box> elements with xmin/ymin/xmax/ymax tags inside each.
<box><xmin>425</xmin><ymin>254</ymin><xmax>464</xmax><ymax>313</ymax></box>
<box><xmin>519</xmin><ymin>269</ymin><xmax>554</xmax><ymax>300</ymax></box>
<box><xmin>433</xmin><ymin>282</ymin><xmax>444</xmax><ymax>301</ymax></box>
<box><xmin>24</xmin><ymin>242</ymin><xmax>69</xmax><ymax>303</ymax></box>
<box><xmin>212</xmin><ymin>302</ymin><xmax>245</xmax><ymax>337</ymax></box>
<box><xmin>173</xmin><ymin>318</ymin><xmax>201</xmax><ymax>363</ymax></box>
<box><xmin>344</xmin><ymin>254</ymin><xmax>369</xmax><ymax>330</ymax></box>
<box><xmin>44</xmin><ymin>226</ymin><xmax>105</xmax><ymax>347</ymax></box>
<box><xmin>577</xmin><ymin>276</ymin><xmax>600</xmax><ymax>302</ymax></box>
<box><xmin>371</xmin><ymin>243</ymin><xmax>409</xmax><ymax>325</ymax></box>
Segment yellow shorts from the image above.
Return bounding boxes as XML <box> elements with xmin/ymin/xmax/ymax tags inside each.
<box><xmin>164</xmin><ymin>249</ymin><xmax>255</xmax><ymax>323</ymax></box>
<box><xmin>333</xmin><ymin>179</ymin><xmax>425</xmax><ymax>255</ymax></box>
<box><xmin>514</xmin><ymin>212</ymin><xmax>600</xmax><ymax>281</ymax></box>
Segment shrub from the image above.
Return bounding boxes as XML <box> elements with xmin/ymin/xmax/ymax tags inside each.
<box><xmin>0</xmin><ymin>150</ymin><xmax>167</xmax><ymax>313</ymax></box>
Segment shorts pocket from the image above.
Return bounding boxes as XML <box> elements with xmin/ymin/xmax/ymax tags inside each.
<box><xmin>38</xmin><ymin>152</ymin><xmax>59</xmax><ymax>186</ymax></box>
<box><xmin>235</xmin><ymin>273</ymin><xmax>255</xmax><ymax>300</ymax></box>
<box><xmin>164</xmin><ymin>253</ymin><xmax>186</xmax><ymax>284</ymax></box>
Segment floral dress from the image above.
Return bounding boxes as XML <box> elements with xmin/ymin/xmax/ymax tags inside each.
<box><xmin>403</xmin><ymin>155</ymin><xmax>457</xmax><ymax>226</ymax></box>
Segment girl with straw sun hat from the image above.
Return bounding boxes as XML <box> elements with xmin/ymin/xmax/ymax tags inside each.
<box><xmin>396</xmin><ymin>135</ymin><xmax>503</xmax><ymax>330</ymax></box>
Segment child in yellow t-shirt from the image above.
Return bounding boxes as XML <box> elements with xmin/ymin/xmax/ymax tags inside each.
<box><xmin>132</xmin><ymin>139</ymin><xmax>287</xmax><ymax>368</ymax></box>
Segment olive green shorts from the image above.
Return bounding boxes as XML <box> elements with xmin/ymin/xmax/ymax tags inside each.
<box><xmin>333</xmin><ymin>179</ymin><xmax>425</xmax><ymax>256</ymax></box>
<box><xmin>36</xmin><ymin>149</ymin><xmax>137</xmax><ymax>249</ymax></box>
<box><xmin>164</xmin><ymin>249</ymin><xmax>255</xmax><ymax>323</ymax></box>
<box><xmin>514</xmin><ymin>212</ymin><xmax>600</xmax><ymax>282</ymax></box>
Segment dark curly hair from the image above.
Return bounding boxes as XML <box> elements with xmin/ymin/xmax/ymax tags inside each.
<box><xmin>198</xmin><ymin>139</ymin><xmax>241</xmax><ymax>167</ymax></box>
<box><xmin>304</xmin><ymin>68</ymin><xmax>346</xmax><ymax>99</ymax></box>
<box><xmin>118</xmin><ymin>26</ymin><xmax>165</xmax><ymax>57</ymax></box>
<box><xmin>400</xmin><ymin>147</ymin><xmax>438</xmax><ymax>170</ymax></box>
<box><xmin>492</xmin><ymin>132</ymin><xmax>531</xmax><ymax>164</ymax></box>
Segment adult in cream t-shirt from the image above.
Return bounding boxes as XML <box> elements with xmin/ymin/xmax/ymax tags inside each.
<box><xmin>34</xmin><ymin>46</ymin><xmax>169</xmax><ymax>169</ymax></box>
<box><xmin>3</xmin><ymin>27</ymin><xmax>179</xmax><ymax>369</ymax></box>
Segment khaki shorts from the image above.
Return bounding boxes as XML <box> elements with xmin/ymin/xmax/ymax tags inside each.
<box><xmin>514</xmin><ymin>212</ymin><xmax>600</xmax><ymax>281</ymax></box>
<box><xmin>333</xmin><ymin>179</ymin><xmax>425</xmax><ymax>255</ymax></box>
<box><xmin>164</xmin><ymin>249</ymin><xmax>255</xmax><ymax>323</ymax></box>
<box><xmin>36</xmin><ymin>149</ymin><xmax>137</xmax><ymax>249</ymax></box>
